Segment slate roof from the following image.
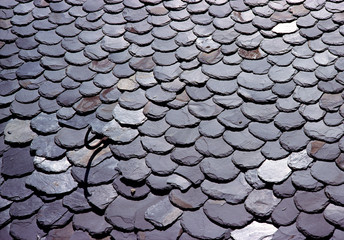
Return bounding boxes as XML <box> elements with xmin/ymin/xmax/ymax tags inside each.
<box><xmin>0</xmin><ymin>0</ymin><xmax>344</xmax><ymax>239</ymax></box>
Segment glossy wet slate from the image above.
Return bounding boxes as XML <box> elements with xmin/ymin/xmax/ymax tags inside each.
<box><xmin>1</xmin><ymin>0</ymin><xmax>344</xmax><ymax>239</ymax></box>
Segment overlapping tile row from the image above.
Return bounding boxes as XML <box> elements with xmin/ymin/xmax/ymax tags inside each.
<box><xmin>0</xmin><ymin>0</ymin><xmax>344</xmax><ymax>239</ymax></box>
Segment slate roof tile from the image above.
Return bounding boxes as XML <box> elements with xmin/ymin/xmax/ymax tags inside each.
<box><xmin>2</xmin><ymin>0</ymin><xmax>344</xmax><ymax>238</ymax></box>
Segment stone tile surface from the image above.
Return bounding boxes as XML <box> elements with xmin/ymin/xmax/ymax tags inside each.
<box><xmin>1</xmin><ymin>0</ymin><xmax>344</xmax><ymax>239</ymax></box>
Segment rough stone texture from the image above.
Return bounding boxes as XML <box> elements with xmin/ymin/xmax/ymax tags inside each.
<box><xmin>231</xmin><ymin>221</ymin><xmax>278</xmax><ymax>240</ymax></box>
<box><xmin>116</xmin><ymin>158</ymin><xmax>151</xmax><ymax>182</ymax></box>
<box><xmin>245</xmin><ymin>189</ymin><xmax>281</xmax><ymax>217</ymax></box>
<box><xmin>26</xmin><ymin>169</ymin><xmax>78</xmax><ymax>195</ymax></box>
<box><xmin>4</xmin><ymin>119</ymin><xmax>37</xmax><ymax>144</ymax></box>
<box><xmin>169</xmin><ymin>187</ymin><xmax>207</xmax><ymax>210</ymax></box>
<box><xmin>201</xmin><ymin>173</ymin><xmax>253</xmax><ymax>204</ymax></box>
<box><xmin>2</xmin><ymin>1</ymin><xmax>344</xmax><ymax>239</ymax></box>
<box><xmin>258</xmin><ymin>158</ymin><xmax>292</xmax><ymax>183</ymax></box>
<box><xmin>144</xmin><ymin>197</ymin><xmax>183</xmax><ymax>228</ymax></box>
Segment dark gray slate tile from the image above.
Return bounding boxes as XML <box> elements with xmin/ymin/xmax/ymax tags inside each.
<box><xmin>146</xmin><ymin>85</ymin><xmax>176</xmax><ymax>103</ymax></box>
<box><xmin>138</xmin><ymin>221</ymin><xmax>183</xmax><ymax>240</ymax></box>
<box><xmin>299</xmin><ymin>103</ymin><xmax>325</xmax><ymax>121</ymax></box>
<box><xmin>63</xmin><ymin>188</ymin><xmax>92</xmax><ymax>212</ymax></box>
<box><xmin>99</xmin><ymin>86</ymin><xmax>121</xmax><ymax>104</ymax></box>
<box><xmin>10</xmin><ymin>100</ymin><xmax>41</xmax><ymax>118</ymax></box>
<box><xmin>144</xmin><ymin>197</ymin><xmax>182</xmax><ymax>228</ymax></box>
<box><xmin>10</xmin><ymin>215</ymin><xmax>46</xmax><ymax>240</ymax></box>
<box><xmin>181</xmin><ymin>209</ymin><xmax>227</xmax><ymax>240</ymax></box>
<box><xmin>171</xmin><ymin>146</ymin><xmax>204</xmax><ymax>166</ymax></box>
<box><xmin>169</xmin><ymin>187</ymin><xmax>207</xmax><ymax>210</ymax></box>
<box><xmin>175</xmin><ymin>165</ymin><xmax>204</xmax><ymax>185</ymax></box>
<box><xmin>294</xmin><ymin>189</ymin><xmax>329</xmax><ymax>213</ymax></box>
<box><xmin>201</xmin><ymin>173</ymin><xmax>252</xmax><ymax>204</ymax></box>
<box><xmin>323</xmin><ymin>204</ymin><xmax>344</xmax><ymax>231</ymax></box>
<box><xmin>146</xmin><ymin>174</ymin><xmax>172</xmax><ymax>192</ymax></box>
<box><xmin>195</xmin><ymin>137</ymin><xmax>234</xmax><ymax>158</ymax></box>
<box><xmin>296</xmin><ymin>212</ymin><xmax>334</xmax><ymax>239</ymax></box>
<box><xmin>291</xmin><ymin>168</ymin><xmax>324</xmax><ymax>191</ymax></box>
<box><xmin>110</xmin><ymin>137</ymin><xmax>146</xmax><ymax>159</ymax></box>
<box><xmin>261</xmin><ymin>37</ymin><xmax>291</xmax><ymax>54</ymax></box>
<box><xmin>9</xmin><ymin>194</ymin><xmax>43</xmax><ymax>218</ymax></box>
<box><xmin>31</xmin><ymin>113</ymin><xmax>60</xmax><ymax>134</ymax></box>
<box><xmin>202</xmin><ymin>61</ymin><xmax>241</xmax><ymax>79</ymax></box>
<box><xmin>273</xmin><ymin>176</ymin><xmax>296</xmax><ymax>198</ymax></box>
<box><xmin>311</xmin><ymin>161</ymin><xmax>344</xmax><ymax>185</ymax></box>
<box><xmin>204</xmin><ymin>200</ymin><xmax>253</xmax><ymax>228</ymax></box>
<box><xmin>26</xmin><ymin>169</ymin><xmax>78</xmax><ymax>195</ymax></box>
<box><xmin>241</xmin><ymin>102</ymin><xmax>278</xmax><ymax>122</ymax></box>
<box><xmin>105</xmin><ymin>194</ymin><xmax>161</xmax><ymax>231</ymax></box>
<box><xmin>223</xmin><ymin>128</ymin><xmax>265</xmax><ymax>151</ymax></box>
<box><xmin>279</xmin><ymin>129</ymin><xmax>310</xmax><ymax>152</ymax></box>
<box><xmin>245</xmin><ymin>189</ymin><xmax>281</xmax><ymax>217</ymax></box>
<box><xmin>198</xmin><ymin>119</ymin><xmax>225</xmax><ymax>138</ymax></box>
<box><xmin>55</xmin><ymin>127</ymin><xmax>88</xmax><ymax>149</ymax></box>
<box><xmin>138</xmin><ymin>118</ymin><xmax>169</xmax><ymax>137</ymax></box>
<box><xmin>238</xmin><ymin>87</ymin><xmax>277</xmax><ymax>103</ymax></box>
<box><xmin>165</xmin><ymin>106</ymin><xmax>200</xmax><ymax>127</ymax></box>
<box><xmin>0</xmin><ymin>176</ymin><xmax>33</xmax><ymax>201</ymax></box>
<box><xmin>56</xmin><ymin>89</ymin><xmax>82</xmax><ymax>107</ymax></box>
<box><xmin>271</xmin><ymin>197</ymin><xmax>299</xmax><ymax>226</ymax></box>
<box><xmin>248</xmin><ymin>122</ymin><xmax>281</xmax><ymax>141</ymax></box>
<box><xmin>217</xmin><ymin>108</ymin><xmax>250</xmax><ymax>130</ymax></box>
<box><xmin>232</xmin><ymin>150</ymin><xmax>265</xmax><ymax>169</ymax></box>
<box><xmin>200</xmin><ymin>156</ymin><xmax>239</xmax><ymax>182</ymax></box>
<box><xmin>237</xmin><ymin>72</ymin><xmax>273</xmax><ymax>91</ymax></box>
<box><xmin>145</xmin><ymin>153</ymin><xmax>177</xmax><ymax>176</ymax></box>
<box><xmin>37</xmin><ymin>199</ymin><xmax>73</xmax><ymax>229</ymax></box>
<box><xmin>326</xmin><ymin>184</ymin><xmax>344</xmax><ymax>206</ymax></box>
<box><xmin>271</xmin><ymin>81</ymin><xmax>296</xmax><ymax>98</ymax></box>
<box><xmin>165</xmin><ymin>127</ymin><xmax>200</xmax><ymax>146</ymax></box>
<box><xmin>272</xmin><ymin>223</ymin><xmax>306</xmax><ymax>240</ymax></box>
<box><xmin>307</xmin><ymin>140</ymin><xmax>341</xmax><ymax>161</ymax></box>
<box><xmin>304</xmin><ymin>121</ymin><xmax>344</xmax><ymax>143</ymax></box>
<box><xmin>114</xmin><ymin>177</ymin><xmax>150</xmax><ymax>200</ymax></box>
<box><xmin>116</xmin><ymin>158</ymin><xmax>151</xmax><ymax>182</ymax></box>
<box><xmin>87</xmin><ymin>184</ymin><xmax>118</xmax><ymax>210</ymax></box>
<box><xmin>245</xmin><ymin>169</ymin><xmax>267</xmax><ymax>189</ymax></box>
<box><xmin>206</xmin><ymin>78</ymin><xmax>238</xmax><ymax>95</ymax></box>
<box><xmin>71</xmin><ymin>156</ymin><xmax>118</xmax><ymax>185</ymax></box>
<box><xmin>1</xmin><ymin>146</ymin><xmax>34</xmax><ymax>177</ymax></box>
<box><xmin>185</xmin><ymin>85</ymin><xmax>213</xmax><ymax>101</ymax></box>
<box><xmin>0</xmin><ymin>208</ymin><xmax>10</xmax><ymax>229</ymax></box>
<box><xmin>141</xmin><ymin>136</ymin><xmax>174</xmax><ymax>154</ymax></box>
<box><xmin>261</xmin><ymin>140</ymin><xmax>289</xmax><ymax>160</ymax></box>
<box><xmin>73</xmin><ymin>211</ymin><xmax>112</xmax><ymax>237</ymax></box>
